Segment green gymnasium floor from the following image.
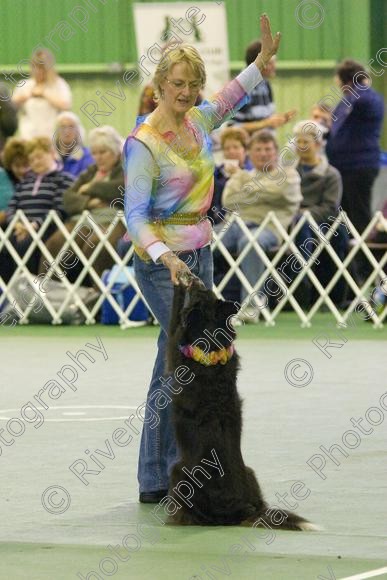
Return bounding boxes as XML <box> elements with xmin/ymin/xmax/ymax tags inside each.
<box><xmin>0</xmin><ymin>314</ymin><xmax>386</xmax><ymax>579</ymax></box>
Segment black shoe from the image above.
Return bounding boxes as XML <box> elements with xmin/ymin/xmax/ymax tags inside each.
<box><xmin>139</xmin><ymin>490</ymin><xmax>168</xmax><ymax>504</ymax></box>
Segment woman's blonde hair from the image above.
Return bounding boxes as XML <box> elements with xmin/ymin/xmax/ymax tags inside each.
<box><xmin>26</xmin><ymin>136</ymin><xmax>54</xmax><ymax>155</ymax></box>
<box><xmin>152</xmin><ymin>44</ymin><xmax>206</xmax><ymax>102</ymax></box>
<box><xmin>2</xmin><ymin>138</ymin><xmax>28</xmax><ymax>169</ymax></box>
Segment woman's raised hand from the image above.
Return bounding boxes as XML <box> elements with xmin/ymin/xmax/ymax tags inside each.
<box><xmin>255</xmin><ymin>14</ymin><xmax>281</xmax><ymax>70</ymax></box>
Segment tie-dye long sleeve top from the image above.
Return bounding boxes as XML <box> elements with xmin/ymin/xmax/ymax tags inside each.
<box><xmin>123</xmin><ymin>63</ymin><xmax>263</xmax><ymax>262</ymax></box>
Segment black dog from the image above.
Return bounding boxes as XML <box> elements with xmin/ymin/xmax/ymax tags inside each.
<box><xmin>166</xmin><ymin>278</ymin><xmax>314</xmax><ymax>530</ymax></box>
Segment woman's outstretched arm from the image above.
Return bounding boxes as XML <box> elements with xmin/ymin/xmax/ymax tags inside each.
<box><xmin>194</xmin><ymin>14</ymin><xmax>281</xmax><ymax>132</ymax></box>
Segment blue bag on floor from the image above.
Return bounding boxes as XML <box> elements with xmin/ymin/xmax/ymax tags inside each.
<box><xmin>101</xmin><ymin>265</ymin><xmax>149</xmax><ymax>324</ymax></box>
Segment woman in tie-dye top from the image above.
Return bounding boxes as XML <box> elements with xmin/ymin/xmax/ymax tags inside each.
<box><xmin>123</xmin><ymin>14</ymin><xmax>281</xmax><ymax>502</ymax></box>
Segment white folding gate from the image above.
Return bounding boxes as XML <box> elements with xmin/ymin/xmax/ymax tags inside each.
<box><xmin>0</xmin><ymin>210</ymin><xmax>385</xmax><ymax>328</ymax></box>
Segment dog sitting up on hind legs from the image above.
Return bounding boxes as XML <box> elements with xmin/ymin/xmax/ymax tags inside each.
<box><xmin>165</xmin><ymin>274</ymin><xmax>317</xmax><ymax>530</ymax></box>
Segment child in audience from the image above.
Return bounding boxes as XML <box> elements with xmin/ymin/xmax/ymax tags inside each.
<box><xmin>0</xmin><ymin>137</ymin><xmax>73</xmax><ymax>281</ymax></box>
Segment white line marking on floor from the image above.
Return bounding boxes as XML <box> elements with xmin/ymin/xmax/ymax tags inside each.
<box><xmin>0</xmin><ymin>405</ymin><xmax>138</xmax><ymax>422</ymax></box>
<box><xmin>339</xmin><ymin>567</ymin><xmax>387</xmax><ymax>580</ymax></box>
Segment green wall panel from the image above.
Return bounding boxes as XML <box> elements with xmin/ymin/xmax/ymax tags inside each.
<box><xmin>226</xmin><ymin>0</ymin><xmax>370</xmax><ymax>63</ymax></box>
<box><xmin>67</xmin><ymin>73</ymin><xmax>140</xmax><ymax>140</ymax></box>
<box><xmin>0</xmin><ymin>0</ymin><xmax>132</xmax><ymax>65</ymax></box>
<box><xmin>0</xmin><ymin>0</ymin><xmax>374</xmax><ymax>67</ymax></box>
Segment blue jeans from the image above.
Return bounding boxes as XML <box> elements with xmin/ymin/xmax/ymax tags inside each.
<box><xmin>217</xmin><ymin>221</ymin><xmax>278</xmax><ymax>302</ymax></box>
<box><xmin>134</xmin><ymin>245</ymin><xmax>213</xmax><ymax>492</ymax></box>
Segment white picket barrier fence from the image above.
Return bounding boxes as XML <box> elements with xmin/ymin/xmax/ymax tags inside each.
<box><xmin>0</xmin><ymin>209</ymin><xmax>386</xmax><ymax>328</ymax></box>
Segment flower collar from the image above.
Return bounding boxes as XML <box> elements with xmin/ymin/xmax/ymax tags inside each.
<box><xmin>179</xmin><ymin>343</ymin><xmax>235</xmax><ymax>366</ymax></box>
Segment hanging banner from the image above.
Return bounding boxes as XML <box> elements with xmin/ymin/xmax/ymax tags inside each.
<box><xmin>132</xmin><ymin>2</ymin><xmax>229</xmax><ymax>98</ymax></box>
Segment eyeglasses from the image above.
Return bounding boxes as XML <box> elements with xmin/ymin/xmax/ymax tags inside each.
<box><xmin>165</xmin><ymin>78</ymin><xmax>202</xmax><ymax>91</ymax></box>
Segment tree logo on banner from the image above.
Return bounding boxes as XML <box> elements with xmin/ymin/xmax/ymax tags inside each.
<box><xmin>160</xmin><ymin>15</ymin><xmax>203</xmax><ymax>44</ymax></box>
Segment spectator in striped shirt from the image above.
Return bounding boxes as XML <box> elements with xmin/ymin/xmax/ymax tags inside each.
<box><xmin>0</xmin><ymin>138</ymin><xmax>30</xmax><ymax>227</ymax></box>
<box><xmin>0</xmin><ymin>137</ymin><xmax>73</xmax><ymax>281</ymax></box>
<box><xmin>231</xmin><ymin>39</ymin><xmax>296</xmax><ymax>134</ymax></box>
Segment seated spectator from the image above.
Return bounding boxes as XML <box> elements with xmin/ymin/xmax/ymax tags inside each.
<box><xmin>11</xmin><ymin>48</ymin><xmax>72</xmax><ymax>139</ymax></box>
<box><xmin>2</xmin><ymin>137</ymin><xmax>30</xmax><ymax>187</ymax></box>
<box><xmin>41</xmin><ymin>126</ymin><xmax>126</xmax><ymax>284</ymax></box>
<box><xmin>291</xmin><ymin>120</ymin><xmax>346</xmax><ymax>307</ymax></box>
<box><xmin>0</xmin><ymin>166</ymin><xmax>13</xmax><ymax>227</ymax></box>
<box><xmin>293</xmin><ymin>120</ymin><xmax>342</xmax><ymax>223</ymax></box>
<box><xmin>219</xmin><ymin>130</ymin><xmax>302</xmax><ymax>321</ymax></box>
<box><xmin>208</xmin><ymin>126</ymin><xmax>252</xmax><ymax>225</ymax></box>
<box><xmin>138</xmin><ymin>84</ymin><xmax>158</xmax><ymax>116</ymax></box>
<box><xmin>54</xmin><ymin>112</ymin><xmax>94</xmax><ymax>177</ymax></box>
<box><xmin>1</xmin><ymin>137</ymin><xmax>30</xmax><ymax>227</ymax></box>
<box><xmin>0</xmin><ymin>83</ymin><xmax>18</xmax><ymax>157</ymax></box>
<box><xmin>0</xmin><ymin>137</ymin><xmax>73</xmax><ymax>281</ymax></box>
<box><xmin>231</xmin><ymin>39</ymin><xmax>296</xmax><ymax>134</ymax></box>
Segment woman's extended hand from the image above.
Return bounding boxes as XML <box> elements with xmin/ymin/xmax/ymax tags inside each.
<box><xmin>160</xmin><ymin>251</ymin><xmax>193</xmax><ymax>286</ymax></box>
<box><xmin>255</xmin><ymin>13</ymin><xmax>281</xmax><ymax>70</ymax></box>
<box><xmin>267</xmin><ymin>109</ymin><xmax>298</xmax><ymax>128</ymax></box>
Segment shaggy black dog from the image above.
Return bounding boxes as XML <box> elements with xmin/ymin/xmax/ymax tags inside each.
<box><xmin>166</xmin><ymin>277</ymin><xmax>314</xmax><ymax>530</ymax></box>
